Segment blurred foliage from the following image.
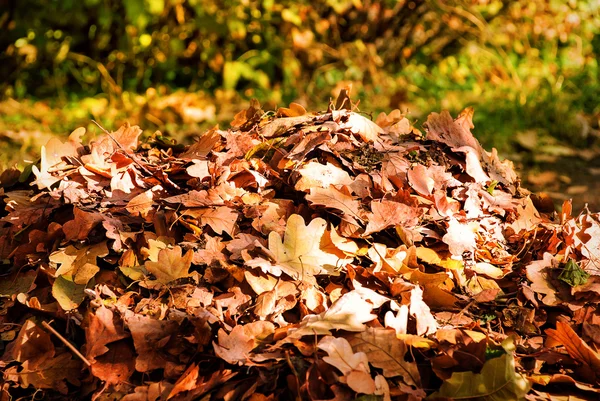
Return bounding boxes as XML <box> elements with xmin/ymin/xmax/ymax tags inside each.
<box><xmin>1</xmin><ymin>0</ymin><xmax>600</xmax><ymax>151</ymax></box>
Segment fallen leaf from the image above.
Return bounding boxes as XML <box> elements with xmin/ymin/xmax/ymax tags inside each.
<box><xmin>213</xmin><ymin>321</ymin><xmax>275</xmax><ymax>365</ymax></box>
<box><xmin>430</xmin><ymin>338</ymin><xmax>530</xmax><ymax>400</ymax></box>
<box><xmin>348</xmin><ymin>328</ymin><xmax>422</xmax><ymax>387</ymax></box>
<box><xmin>295</xmin><ymin>162</ymin><xmax>353</xmax><ymax>191</ymax></box>
<box><xmin>546</xmin><ymin>322</ymin><xmax>600</xmax><ymax>373</ymax></box>
<box><xmin>364</xmin><ymin>200</ymin><xmax>420</xmax><ymax>235</ymax></box>
<box><xmin>318</xmin><ymin>336</ymin><xmax>376</xmax><ymax>394</ymax></box>
<box><xmin>145</xmin><ymin>246</ymin><xmax>194</xmax><ymax>284</ymax></box>
<box><xmin>4</xmin><ymin>352</ymin><xmax>81</xmax><ymax>394</ymax></box>
<box><xmin>265</xmin><ymin>214</ymin><xmax>351</xmax><ymax>280</ymax></box>
<box><xmin>442</xmin><ymin>218</ymin><xmax>477</xmax><ymax>259</ymax></box>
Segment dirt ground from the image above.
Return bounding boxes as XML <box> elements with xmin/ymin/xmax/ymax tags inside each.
<box><xmin>520</xmin><ymin>155</ymin><xmax>600</xmax><ymax>213</ymax></box>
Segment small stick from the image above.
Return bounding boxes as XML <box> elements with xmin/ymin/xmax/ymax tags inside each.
<box><xmin>42</xmin><ymin>321</ymin><xmax>92</xmax><ymax>367</ymax></box>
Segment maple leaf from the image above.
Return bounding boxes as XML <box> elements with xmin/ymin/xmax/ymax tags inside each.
<box><xmin>4</xmin><ymin>319</ymin><xmax>55</xmax><ymax>369</ymax></box>
<box><xmin>85</xmin><ymin>306</ymin><xmax>130</xmax><ymax>361</ymax></box>
<box><xmin>364</xmin><ymin>200</ymin><xmax>420</xmax><ymax>235</ymax></box>
<box><xmin>5</xmin><ymin>352</ymin><xmax>82</xmax><ymax>394</ymax></box>
<box><xmin>306</xmin><ymin>186</ymin><xmax>364</xmax><ymax>223</ymax></box>
<box><xmin>265</xmin><ymin>214</ymin><xmax>351</xmax><ymax>280</ymax></box>
<box><xmin>213</xmin><ymin>321</ymin><xmax>275</xmax><ymax>365</ymax></box>
<box><xmin>123</xmin><ymin>311</ymin><xmax>179</xmax><ymax>372</ymax></box>
<box><xmin>183</xmin><ymin>206</ymin><xmax>239</xmax><ymax>236</ymax></box>
<box><xmin>145</xmin><ymin>246</ymin><xmax>194</xmax><ymax>284</ymax></box>
<box><xmin>318</xmin><ymin>336</ymin><xmax>376</xmax><ymax>395</ymax></box>
<box><xmin>348</xmin><ymin>328</ymin><xmax>422</xmax><ymax>387</ymax></box>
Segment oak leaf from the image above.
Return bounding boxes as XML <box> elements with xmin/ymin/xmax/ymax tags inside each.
<box><xmin>123</xmin><ymin>311</ymin><xmax>179</xmax><ymax>372</ymax></box>
<box><xmin>430</xmin><ymin>338</ymin><xmax>530</xmax><ymax>401</ymax></box>
<box><xmin>179</xmin><ymin>127</ymin><xmax>220</xmax><ymax>159</ymax></box>
<box><xmin>90</xmin><ymin>340</ymin><xmax>135</xmax><ymax>385</ymax></box>
<box><xmin>31</xmin><ymin>128</ymin><xmax>84</xmax><ymax>189</ymax></box>
<box><xmin>52</xmin><ymin>275</ymin><xmax>87</xmax><ymax>311</ymax></box>
<box><xmin>338</xmin><ymin>111</ymin><xmax>383</xmax><ymax>142</ymax></box>
<box><xmin>126</xmin><ymin>189</ymin><xmax>155</xmax><ymax>218</ymax></box>
<box><xmin>442</xmin><ymin>217</ymin><xmax>478</xmax><ymax>259</ymax></box>
<box><xmin>5</xmin><ymin>320</ymin><xmax>54</xmax><ymax>369</ymax></box>
<box><xmin>51</xmin><ymin>241</ymin><xmax>109</xmax><ymax>285</ymax></box>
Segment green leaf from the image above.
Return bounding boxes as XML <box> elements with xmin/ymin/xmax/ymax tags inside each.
<box><xmin>558</xmin><ymin>259</ymin><xmax>590</xmax><ymax>287</ymax></box>
<box><xmin>0</xmin><ymin>270</ymin><xmax>37</xmax><ymax>298</ymax></box>
<box><xmin>429</xmin><ymin>340</ymin><xmax>530</xmax><ymax>401</ymax></box>
<box><xmin>52</xmin><ymin>276</ymin><xmax>87</xmax><ymax>311</ymax></box>
<box><xmin>486</xmin><ymin>180</ymin><xmax>498</xmax><ymax>195</ymax></box>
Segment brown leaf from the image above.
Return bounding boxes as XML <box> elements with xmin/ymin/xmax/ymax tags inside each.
<box><xmin>546</xmin><ymin>322</ymin><xmax>600</xmax><ymax>373</ymax></box>
<box><xmin>126</xmin><ymin>189</ymin><xmax>155</xmax><ymax>218</ymax></box>
<box><xmin>213</xmin><ymin>321</ymin><xmax>275</xmax><ymax>365</ymax></box>
<box><xmin>295</xmin><ymin>162</ymin><xmax>353</xmax><ymax>192</ymax></box>
<box><xmin>90</xmin><ymin>340</ymin><xmax>135</xmax><ymax>385</ymax></box>
<box><xmin>183</xmin><ymin>206</ymin><xmax>239</xmax><ymax>236</ymax></box>
<box><xmin>2</xmin><ymin>319</ymin><xmax>54</xmax><ymax>369</ymax></box>
<box><xmin>318</xmin><ymin>336</ymin><xmax>376</xmax><ymax>394</ymax></box>
<box><xmin>145</xmin><ymin>246</ymin><xmax>194</xmax><ymax>284</ymax></box>
<box><xmin>85</xmin><ymin>306</ymin><xmax>129</xmax><ymax>361</ymax></box>
<box><xmin>364</xmin><ymin>200</ymin><xmax>420</xmax><ymax>235</ymax></box>
<box><xmin>306</xmin><ymin>186</ymin><xmax>364</xmax><ymax>223</ymax></box>
<box><xmin>124</xmin><ymin>311</ymin><xmax>179</xmax><ymax>372</ymax></box>
<box><xmin>4</xmin><ymin>352</ymin><xmax>81</xmax><ymax>394</ymax></box>
<box><xmin>348</xmin><ymin>328</ymin><xmax>421</xmax><ymax>387</ymax></box>
<box><xmin>179</xmin><ymin>127</ymin><xmax>220</xmax><ymax>159</ymax></box>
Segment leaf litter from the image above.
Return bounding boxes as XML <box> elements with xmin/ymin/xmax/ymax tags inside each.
<box><xmin>1</xmin><ymin>91</ymin><xmax>600</xmax><ymax>400</ymax></box>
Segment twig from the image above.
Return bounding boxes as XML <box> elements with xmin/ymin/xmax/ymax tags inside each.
<box><xmin>42</xmin><ymin>321</ymin><xmax>92</xmax><ymax>367</ymax></box>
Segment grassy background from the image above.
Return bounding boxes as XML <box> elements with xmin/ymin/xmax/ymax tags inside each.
<box><xmin>1</xmin><ymin>0</ymin><xmax>600</xmax><ymax>170</ymax></box>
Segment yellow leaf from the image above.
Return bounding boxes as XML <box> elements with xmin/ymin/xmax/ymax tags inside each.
<box><xmin>268</xmin><ymin>214</ymin><xmax>351</xmax><ymax>280</ymax></box>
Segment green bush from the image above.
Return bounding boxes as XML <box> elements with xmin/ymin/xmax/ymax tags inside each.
<box><xmin>1</xmin><ymin>0</ymin><xmax>600</xmax><ymax>149</ymax></box>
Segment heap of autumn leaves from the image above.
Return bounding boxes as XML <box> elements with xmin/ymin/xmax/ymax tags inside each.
<box><xmin>2</xmin><ymin>92</ymin><xmax>600</xmax><ymax>401</ymax></box>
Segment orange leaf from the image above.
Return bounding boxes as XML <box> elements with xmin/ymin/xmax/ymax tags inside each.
<box><xmin>546</xmin><ymin>321</ymin><xmax>600</xmax><ymax>372</ymax></box>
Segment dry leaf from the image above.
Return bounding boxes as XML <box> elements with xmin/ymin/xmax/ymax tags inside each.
<box><xmin>145</xmin><ymin>246</ymin><xmax>194</xmax><ymax>284</ymax></box>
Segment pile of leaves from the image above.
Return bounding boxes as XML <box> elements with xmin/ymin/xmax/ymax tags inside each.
<box><xmin>2</xmin><ymin>91</ymin><xmax>600</xmax><ymax>401</ymax></box>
